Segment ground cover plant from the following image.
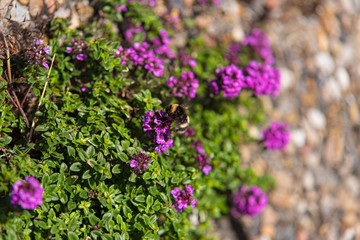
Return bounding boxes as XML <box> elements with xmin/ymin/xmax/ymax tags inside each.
<box><xmin>0</xmin><ymin>1</ymin><xmax>290</xmax><ymax>239</ymax></box>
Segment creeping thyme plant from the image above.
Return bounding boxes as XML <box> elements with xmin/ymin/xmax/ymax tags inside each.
<box><xmin>0</xmin><ymin>0</ymin><xmax>290</xmax><ymax>239</ymax></box>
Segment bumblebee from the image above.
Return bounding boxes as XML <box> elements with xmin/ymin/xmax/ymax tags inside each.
<box><xmin>165</xmin><ymin>104</ymin><xmax>190</xmax><ymax>134</ymax></box>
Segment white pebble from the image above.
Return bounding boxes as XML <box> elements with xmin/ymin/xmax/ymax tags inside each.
<box><xmin>307</xmin><ymin>108</ymin><xmax>327</xmax><ymax>130</ymax></box>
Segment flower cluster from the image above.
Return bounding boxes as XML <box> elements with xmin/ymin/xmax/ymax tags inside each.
<box><xmin>224</xmin><ymin>43</ymin><xmax>242</xmax><ymax>65</ymax></box>
<box><xmin>231</xmin><ymin>185</ymin><xmax>267</xmax><ymax>218</ymax></box>
<box><xmin>192</xmin><ymin>139</ymin><xmax>205</xmax><ymax>153</ymax></box>
<box><xmin>124</xmin><ymin>25</ymin><xmax>144</xmax><ymax>41</ymax></box>
<box><xmin>209</xmin><ymin>64</ymin><xmax>245</xmax><ymax>99</ymax></box>
<box><xmin>115</xmin><ymin>4</ymin><xmax>127</xmax><ymax>13</ymax></box>
<box><xmin>171</xmin><ymin>185</ymin><xmax>197</xmax><ymax>212</ymax></box>
<box><xmin>191</xmin><ymin>139</ymin><xmax>212</xmax><ymax>174</ymax></box>
<box><xmin>25</xmin><ymin>39</ymin><xmax>50</xmax><ymax>69</ymax></box>
<box><xmin>66</xmin><ymin>38</ymin><xmax>89</xmax><ymax>61</ymax></box>
<box><xmin>242</xmin><ymin>28</ymin><xmax>274</xmax><ymax>65</ymax></box>
<box><xmin>195</xmin><ymin>152</ymin><xmax>212</xmax><ymax>175</ymax></box>
<box><xmin>184</xmin><ymin>126</ymin><xmax>195</xmax><ymax>137</ymax></box>
<box><xmin>130</xmin><ymin>151</ymin><xmax>151</xmax><ymax>173</ymax></box>
<box><xmin>10</xmin><ymin>176</ymin><xmax>44</xmax><ymax>210</ymax></box>
<box><xmin>243</xmin><ymin>61</ymin><xmax>281</xmax><ymax>97</ymax></box>
<box><xmin>116</xmin><ymin>42</ymin><xmax>165</xmax><ymax>77</ymax></box>
<box><xmin>142</xmin><ymin>109</ymin><xmax>173</xmax><ymax>153</ymax></box>
<box><xmin>167</xmin><ymin>72</ymin><xmax>199</xmax><ymax>100</ymax></box>
<box><xmin>177</xmin><ymin>52</ymin><xmax>196</xmax><ymax>68</ymax></box>
<box><xmin>197</xmin><ymin>0</ymin><xmax>221</xmax><ymax>6</ymax></box>
<box><xmin>128</xmin><ymin>0</ymin><xmax>156</xmax><ymax>7</ymax></box>
<box><xmin>261</xmin><ymin>121</ymin><xmax>290</xmax><ymax>151</ymax></box>
<box><xmin>151</xmin><ymin>29</ymin><xmax>175</xmax><ymax>59</ymax></box>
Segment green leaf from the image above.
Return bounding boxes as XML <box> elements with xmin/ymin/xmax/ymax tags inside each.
<box><xmin>112</xmin><ymin>164</ymin><xmax>121</xmax><ymax>174</ymax></box>
<box><xmin>67</xmin><ymin>146</ymin><xmax>76</xmax><ymax>157</ymax></box>
<box><xmin>82</xmin><ymin>170</ymin><xmax>91</xmax><ymax>179</ymax></box>
<box><xmin>0</xmin><ymin>135</ymin><xmax>12</xmax><ymax>145</ymax></box>
<box><xmin>68</xmin><ymin>231</ymin><xmax>79</xmax><ymax>240</ymax></box>
<box><xmin>42</xmin><ymin>174</ymin><xmax>50</xmax><ymax>186</ymax></box>
<box><xmin>78</xmin><ymin>149</ymin><xmax>88</xmax><ymax>161</ymax></box>
<box><xmin>35</xmin><ymin>124</ymin><xmax>49</xmax><ymax>131</ymax></box>
<box><xmin>159</xmin><ymin>193</ymin><xmax>167</xmax><ymax>202</ymax></box>
<box><xmin>70</xmin><ymin>162</ymin><xmax>82</xmax><ymax>172</ymax></box>
<box><xmin>123</xmin><ymin>205</ymin><xmax>132</xmax><ymax>218</ymax></box>
<box><xmin>146</xmin><ymin>195</ymin><xmax>154</xmax><ymax>207</ymax></box>
<box><xmin>86</xmin><ymin>145</ymin><xmax>96</xmax><ymax>157</ymax></box>
<box><xmin>88</xmin><ymin>215</ymin><xmax>100</xmax><ymax>225</ymax></box>
<box><xmin>119</xmin><ymin>152</ymin><xmax>128</xmax><ymax>162</ymax></box>
<box><xmin>135</xmin><ymin>195</ymin><xmax>145</xmax><ymax>202</ymax></box>
<box><xmin>37</xmin><ymin>220</ymin><xmax>49</xmax><ymax>229</ymax></box>
<box><xmin>79</xmin><ymin>190</ymin><xmax>88</xmax><ymax>199</ymax></box>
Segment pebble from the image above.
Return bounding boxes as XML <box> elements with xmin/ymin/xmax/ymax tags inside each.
<box><xmin>323</xmin><ymin>77</ymin><xmax>342</xmax><ymax>102</ymax></box>
<box><xmin>231</xmin><ymin>24</ymin><xmax>244</xmax><ymax>42</ymax></box>
<box><xmin>335</xmin><ymin>67</ymin><xmax>350</xmax><ymax>91</ymax></box>
<box><xmin>319</xmin><ymin>194</ymin><xmax>335</xmax><ymax>218</ymax></box>
<box><xmin>54</xmin><ymin>6</ymin><xmax>71</xmax><ymax>19</ymax></box>
<box><xmin>6</xmin><ymin>1</ymin><xmax>31</xmax><ymax>23</ymax></box>
<box><xmin>314</xmin><ymin>52</ymin><xmax>335</xmax><ymax>76</ymax></box>
<box><xmin>302</xmin><ymin>170</ymin><xmax>315</xmax><ymax>190</ymax></box>
<box><xmin>340</xmin><ymin>228</ymin><xmax>356</xmax><ymax>240</ymax></box>
<box><xmin>306</xmin><ymin>108</ymin><xmax>327</xmax><ymax>130</ymax></box>
<box><xmin>29</xmin><ymin>0</ymin><xmax>44</xmax><ymax>17</ymax></box>
<box><xmin>344</xmin><ymin>175</ymin><xmax>360</xmax><ymax>196</ymax></box>
<box><xmin>291</xmin><ymin>128</ymin><xmax>306</xmax><ymax>148</ymax></box>
<box><xmin>279</xmin><ymin>67</ymin><xmax>295</xmax><ymax>92</ymax></box>
<box><xmin>304</xmin><ymin>152</ymin><xmax>321</xmax><ymax>167</ymax></box>
<box><xmin>44</xmin><ymin>0</ymin><xmax>56</xmax><ymax>14</ymax></box>
<box><xmin>19</xmin><ymin>0</ymin><xmax>30</xmax><ymax>6</ymax></box>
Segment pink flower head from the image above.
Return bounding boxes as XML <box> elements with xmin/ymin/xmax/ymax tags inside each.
<box><xmin>142</xmin><ymin>110</ymin><xmax>173</xmax><ymax>153</ymax></box>
<box><xmin>10</xmin><ymin>176</ymin><xmax>44</xmax><ymax>210</ymax></box>
<box><xmin>171</xmin><ymin>185</ymin><xmax>197</xmax><ymax>212</ymax></box>
<box><xmin>167</xmin><ymin>72</ymin><xmax>199</xmax><ymax>101</ymax></box>
<box><xmin>210</xmin><ymin>64</ymin><xmax>244</xmax><ymax>99</ymax></box>
<box><xmin>129</xmin><ymin>151</ymin><xmax>151</xmax><ymax>173</ymax></box>
<box><xmin>231</xmin><ymin>185</ymin><xmax>267</xmax><ymax>218</ymax></box>
<box><xmin>261</xmin><ymin>122</ymin><xmax>290</xmax><ymax>150</ymax></box>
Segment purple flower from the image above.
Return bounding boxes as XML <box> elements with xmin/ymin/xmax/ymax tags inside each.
<box><xmin>76</xmin><ymin>53</ymin><xmax>87</xmax><ymax>61</ymax></box>
<box><xmin>151</xmin><ymin>29</ymin><xmax>175</xmax><ymax>59</ymax></box>
<box><xmin>124</xmin><ymin>26</ymin><xmax>143</xmax><ymax>41</ymax></box>
<box><xmin>142</xmin><ymin>110</ymin><xmax>173</xmax><ymax>153</ymax></box>
<box><xmin>177</xmin><ymin>52</ymin><xmax>196</xmax><ymax>67</ymax></box>
<box><xmin>171</xmin><ymin>185</ymin><xmax>197</xmax><ymax>212</ymax></box>
<box><xmin>242</xmin><ymin>28</ymin><xmax>274</xmax><ymax>65</ymax></box>
<box><xmin>231</xmin><ymin>185</ymin><xmax>267</xmax><ymax>218</ymax></box>
<box><xmin>115</xmin><ymin>4</ymin><xmax>127</xmax><ymax>12</ymax></box>
<box><xmin>66</xmin><ymin>38</ymin><xmax>89</xmax><ymax>61</ymax></box>
<box><xmin>81</xmin><ymin>86</ymin><xmax>89</xmax><ymax>92</ymax></box>
<box><xmin>195</xmin><ymin>152</ymin><xmax>212</xmax><ymax>175</ymax></box>
<box><xmin>184</xmin><ymin>126</ymin><xmax>195</xmax><ymax>137</ymax></box>
<box><xmin>192</xmin><ymin>140</ymin><xmax>205</xmax><ymax>153</ymax></box>
<box><xmin>130</xmin><ymin>151</ymin><xmax>151</xmax><ymax>173</ymax></box>
<box><xmin>243</xmin><ymin>61</ymin><xmax>281</xmax><ymax>97</ymax></box>
<box><xmin>225</xmin><ymin>43</ymin><xmax>242</xmax><ymax>65</ymax></box>
<box><xmin>24</xmin><ymin>38</ymin><xmax>51</xmax><ymax>69</ymax></box>
<box><xmin>131</xmin><ymin>0</ymin><xmax>156</xmax><ymax>6</ymax></box>
<box><xmin>167</xmin><ymin>72</ymin><xmax>199</xmax><ymax>101</ymax></box>
<box><xmin>126</xmin><ymin>42</ymin><xmax>165</xmax><ymax>77</ymax></box>
<box><xmin>66</xmin><ymin>47</ymin><xmax>73</xmax><ymax>54</ymax></box>
<box><xmin>10</xmin><ymin>176</ymin><xmax>44</xmax><ymax>210</ymax></box>
<box><xmin>43</xmin><ymin>46</ymin><xmax>50</xmax><ymax>55</ymax></box>
<box><xmin>197</xmin><ymin>0</ymin><xmax>221</xmax><ymax>5</ymax></box>
<box><xmin>111</xmin><ymin>46</ymin><xmax>128</xmax><ymax>65</ymax></box>
<box><xmin>261</xmin><ymin>122</ymin><xmax>290</xmax><ymax>151</ymax></box>
<box><xmin>210</xmin><ymin>64</ymin><xmax>244</xmax><ymax>99</ymax></box>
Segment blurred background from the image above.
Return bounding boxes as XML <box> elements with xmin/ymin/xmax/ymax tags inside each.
<box><xmin>2</xmin><ymin>0</ymin><xmax>360</xmax><ymax>239</ymax></box>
